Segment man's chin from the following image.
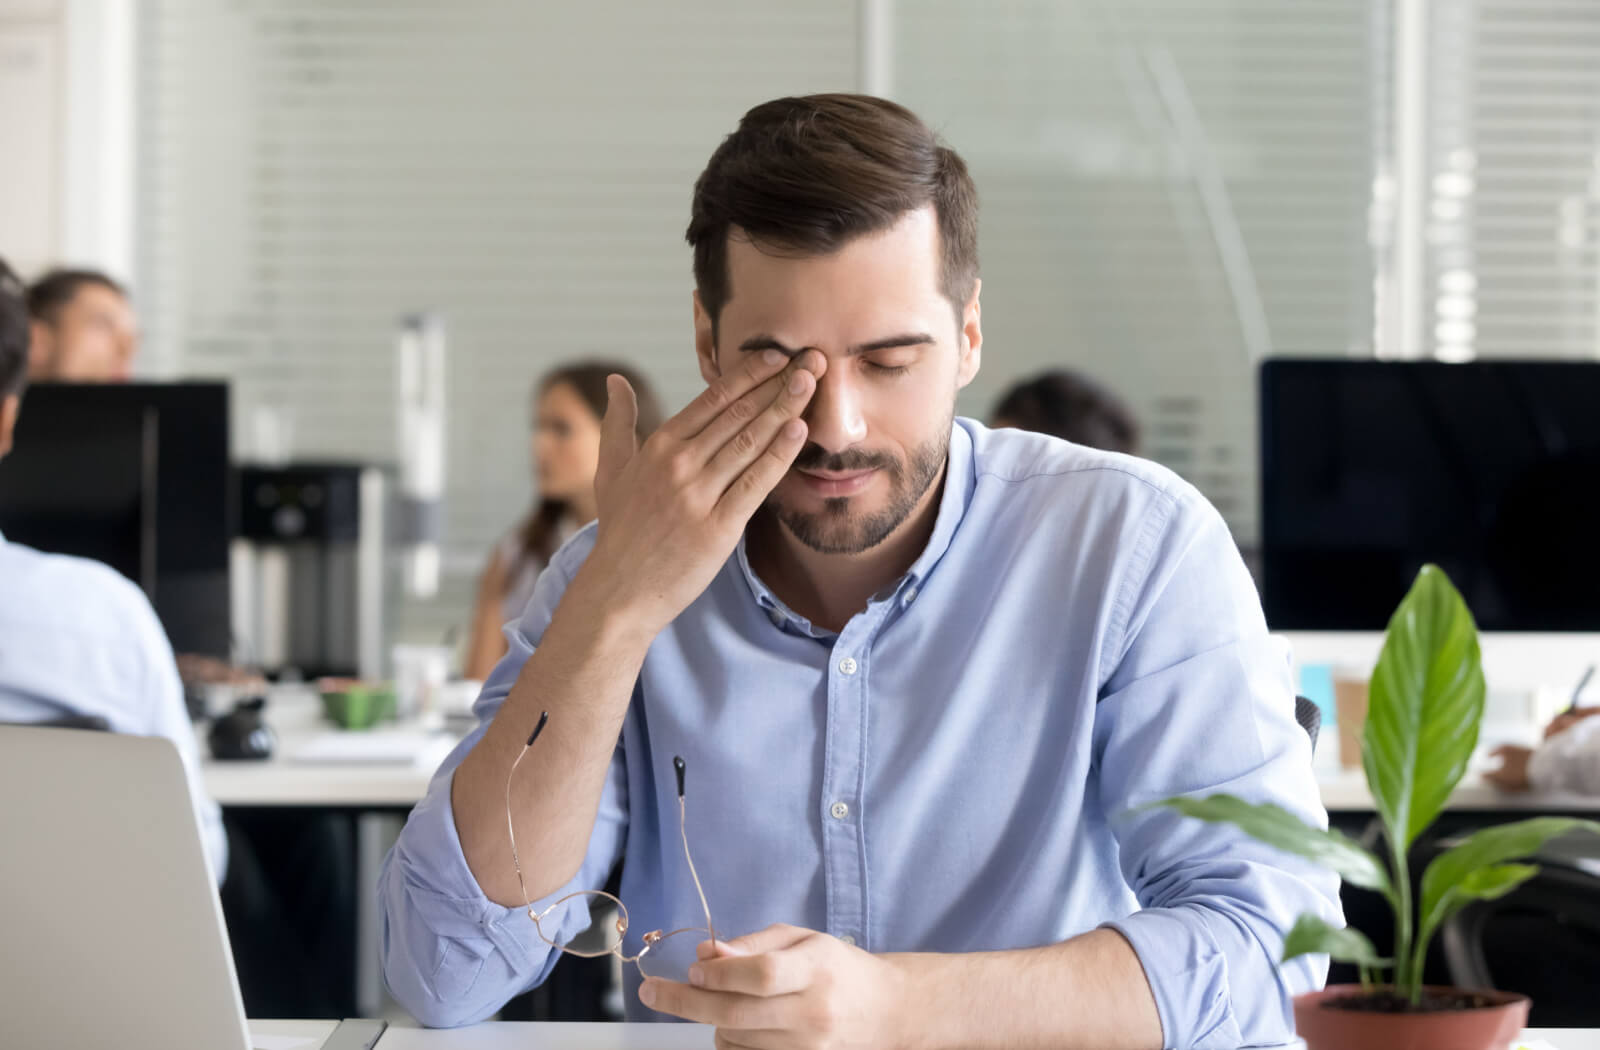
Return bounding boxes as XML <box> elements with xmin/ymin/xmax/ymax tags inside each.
<box><xmin>769</xmin><ymin>497</ymin><xmax>900</xmax><ymax>556</ymax></box>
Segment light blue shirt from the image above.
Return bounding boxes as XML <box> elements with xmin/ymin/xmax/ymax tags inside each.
<box><xmin>380</xmin><ymin>420</ymin><xmax>1339</xmax><ymax>1048</ymax></box>
<box><xmin>0</xmin><ymin>530</ymin><xmax>227</xmax><ymax>882</ymax></box>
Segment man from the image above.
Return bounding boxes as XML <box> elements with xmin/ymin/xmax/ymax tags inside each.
<box><xmin>26</xmin><ymin>268</ymin><xmax>140</xmax><ymax>382</ymax></box>
<box><xmin>990</xmin><ymin>368</ymin><xmax>1142</xmax><ymax>455</ymax></box>
<box><xmin>380</xmin><ymin>95</ymin><xmax>1338</xmax><ymax>1049</ymax></box>
<box><xmin>0</xmin><ymin>256</ymin><xmax>225</xmax><ymax>880</ymax></box>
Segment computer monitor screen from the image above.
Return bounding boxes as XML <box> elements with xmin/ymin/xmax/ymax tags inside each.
<box><xmin>1260</xmin><ymin>359</ymin><xmax>1600</xmax><ymax>631</ymax></box>
<box><xmin>0</xmin><ymin>383</ymin><xmax>232</xmax><ymax>655</ymax></box>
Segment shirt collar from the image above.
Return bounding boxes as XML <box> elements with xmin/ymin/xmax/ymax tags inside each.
<box><xmin>734</xmin><ymin>418</ymin><xmax>977</xmax><ymax>623</ymax></box>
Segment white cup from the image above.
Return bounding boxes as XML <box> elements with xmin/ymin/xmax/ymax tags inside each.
<box><xmin>391</xmin><ymin>644</ymin><xmax>454</xmax><ymax>722</ymax></box>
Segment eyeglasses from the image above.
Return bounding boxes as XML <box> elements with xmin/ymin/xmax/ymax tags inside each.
<box><xmin>505</xmin><ymin>711</ymin><xmax>719</xmax><ymax>983</ymax></box>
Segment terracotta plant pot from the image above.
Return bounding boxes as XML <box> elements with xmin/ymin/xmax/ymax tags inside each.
<box><xmin>1294</xmin><ymin>985</ymin><xmax>1530</xmax><ymax>1050</ymax></box>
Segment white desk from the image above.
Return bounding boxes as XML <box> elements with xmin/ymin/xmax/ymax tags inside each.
<box><xmin>202</xmin><ymin>688</ymin><xmax>456</xmax><ymax>808</ymax></box>
<box><xmin>1318</xmin><ymin>767</ymin><xmax>1600</xmax><ymax>814</ymax></box>
<box><xmin>246</xmin><ymin>1021</ymin><xmax>1599</xmax><ymax>1049</ymax></box>
<box><xmin>251</xmin><ymin>1019</ymin><xmax>338</xmax><ymax>1048</ymax></box>
<box><xmin>247</xmin><ymin>1021</ymin><xmax>715</xmax><ymax>1048</ymax></box>
<box><xmin>206</xmin><ymin>759</ymin><xmax>438</xmax><ymax>808</ymax></box>
<box><xmin>204</xmin><ymin>702</ymin><xmax>1600</xmax><ymax>817</ymax></box>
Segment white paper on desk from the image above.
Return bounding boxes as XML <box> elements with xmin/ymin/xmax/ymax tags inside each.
<box><xmin>292</xmin><ymin>728</ymin><xmax>456</xmax><ymax>766</ymax></box>
<box><xmin>253</xmin><ymin>1037</ymin><xmax>321</xmax><ymax>1050</ymax></box>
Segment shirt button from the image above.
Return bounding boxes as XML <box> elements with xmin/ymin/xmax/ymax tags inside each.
<box><xmin>839</xmin><ymin>934</ymin><xmax>856</xmax><ymax>946</ymax></box>
<box><xmin>838</xmin><ymin>657</ymin><xmax>858</xmax><ymax>675</ymax></box>
<box><xmin>830</xmin><ymin>801</ymin><xmax>850</xmax><ymax>820</ymax></box>
<box><xmin>903</xmin><ymin>587</ymin><xmax>918</xmax><ymax>604</ymax></box>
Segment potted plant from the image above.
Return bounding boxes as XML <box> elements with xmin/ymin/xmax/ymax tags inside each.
<box><xmin>1163</xmin><ymin>565</ymin><xmax>1600</xmax><ymax>1050</ymax></box>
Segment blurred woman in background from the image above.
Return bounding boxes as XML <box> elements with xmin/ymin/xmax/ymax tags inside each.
<box><xmin>464</xmin><ymin>361</ymin><xmax>662</xmax><ymax>681</ymax></box>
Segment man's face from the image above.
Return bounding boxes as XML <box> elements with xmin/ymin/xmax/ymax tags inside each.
<box><xmin>695</xmin><ymin>206</ymin><xmax>982</xmax><ymax>555</ymax></box>
<box><xmin>30</xmin><ymin>284</ymin><xmax>139</xmax><ymax>382</ymax></box>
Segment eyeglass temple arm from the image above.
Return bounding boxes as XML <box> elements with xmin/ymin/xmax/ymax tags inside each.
<box><xmin>506</xmin><ymin>711</ymin><xmax>552</xmax><ymax>913</ymax></box>
<box><xmin>674</xmin><ymin>755</ymin><xmax>719</xmax><ymax>948</ymax></box>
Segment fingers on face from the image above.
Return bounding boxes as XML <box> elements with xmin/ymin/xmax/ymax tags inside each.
<box><xmin>673</xmin><ymin>349</ymin><xmax>793</xmax><ymax>439</ymax></box>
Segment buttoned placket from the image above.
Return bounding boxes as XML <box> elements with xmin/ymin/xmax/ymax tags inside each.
<box><xmin>818</xmin><ymin>585</ymin><xmax>920</xmax><ymax>954</ymax></box>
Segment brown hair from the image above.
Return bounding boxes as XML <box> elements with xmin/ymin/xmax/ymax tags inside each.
<box><xmin>516</xmin><ymin>361</ymin><xmax>663</xmax><ymax>569</ymax></box>
<box><xmin>26</xmin><ymin>268</ymin><xmax>126</xmax><ymax>325</ymax></box>
<box><xmin>686</xmin><ymin>94</ymin><xmax>979</xmax><ymax>340</ymax></box>
<box><xmin>991</xmin><ymin>369</ymin><xmax>1142</xmax><ymax>455</ymax></box>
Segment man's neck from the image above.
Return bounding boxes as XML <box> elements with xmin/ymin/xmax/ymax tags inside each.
<box><xmin>749</xmin><ymin>462</ymin><xmax>947</xmax><ymax>634</ymax></box>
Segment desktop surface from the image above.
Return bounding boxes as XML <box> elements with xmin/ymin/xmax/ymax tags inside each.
<box><xmin>246</xmin><ymin>1020</ymin><xmax>1600</xmax><ymax>1050</ymax></box>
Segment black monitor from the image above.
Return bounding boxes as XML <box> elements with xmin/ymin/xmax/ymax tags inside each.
<box><xmin>1260</xmin><ymin>359</ymin><xmax>1600</xmax><ymax>632</ymax></box>
<box><xmin>0</xmin><ymin>382</ymin><xmax>233</xmax><ymax>655</ymax></box>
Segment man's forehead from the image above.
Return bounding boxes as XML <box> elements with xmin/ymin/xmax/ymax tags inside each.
<box><xmin>721</xmin><ymin>208</ymin><xmax>944</xmax><ymax>319</ymax></box>
<box><xmin>69</xmin><ymin>285</ymin><xmax>132</xmax><ymax>319</ymax></box>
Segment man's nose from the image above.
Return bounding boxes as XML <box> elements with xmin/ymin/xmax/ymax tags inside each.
<box><xmin>802</xmin><ymin>367</ymin><xmax>867</xmax><ymax>452</ymax></box>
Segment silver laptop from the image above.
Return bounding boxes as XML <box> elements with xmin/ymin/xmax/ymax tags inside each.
<box><xmin>0</xmin><ymin>725</ymin><xmax>273</xmax><ymax>1048</ymax></box>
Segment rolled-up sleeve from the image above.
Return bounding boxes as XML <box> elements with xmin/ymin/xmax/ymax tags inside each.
<box><xmin>1095</xmin><ymin>490</ymin><xmax>1342</xmax><ymax>1050</ymax></box>
<box><xmin>378</xmin><ymin>527</ymin><xmax>629</xmax><ymax>1027</ymax></box>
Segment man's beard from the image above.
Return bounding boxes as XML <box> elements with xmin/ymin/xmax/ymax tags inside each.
<box><xmin>769</xmin><ymin>425</ymin><xmax>950</xmax><ymax>556</ymax></box>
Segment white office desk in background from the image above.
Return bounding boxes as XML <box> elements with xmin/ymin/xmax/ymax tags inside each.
<box><xmin>201</xmin><ymin>686</ymin><xmax>458</xmax><ymax>808</ymax></box>
<box><xmin>1318</xmin><ymin>766</ymin><xmax>1600</xmax><ymax>814</ymax></box>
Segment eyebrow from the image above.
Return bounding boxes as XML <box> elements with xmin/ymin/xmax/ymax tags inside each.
<box><xmin>737</xmin><ymin>333</ymin><xmax>936</xmax><ymax>357</ymax></box>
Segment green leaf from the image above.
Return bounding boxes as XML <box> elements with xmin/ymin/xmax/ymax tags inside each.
<box><xmin>1363</xmin><ymin>565</ymin><xmax>1486</xmax><ymax>853</ymax></box>
<box><xmin>1282</xmin><ymin>913</ymin><xmax>1392</xmax><ymax>968</ymax></box>
<box><xmin>1415</xmin><ymin>818</ymin><xmax>1600</xmax><ymax>962</ymax></box>
<box><xmin>1417</xmin><ymin>863</ymin><xmax>1539</xmax><ymax>967</ymax></box>
<box><xmin>1156</xmin><ymin>794</ymin><xmax>1394</xmax><ymax>900</ymax></box>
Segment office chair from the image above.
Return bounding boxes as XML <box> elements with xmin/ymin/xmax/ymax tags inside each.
<box><xmin>1294</xmin><ymin>695</ymin><xmax>1321</xmax><ymax>753</ymax></box>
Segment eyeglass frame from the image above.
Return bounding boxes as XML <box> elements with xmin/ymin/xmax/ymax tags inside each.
<box><xmin>504</xmin><ymin>711</ymin><xmax>719</xmax><ymax>979</ymax></box>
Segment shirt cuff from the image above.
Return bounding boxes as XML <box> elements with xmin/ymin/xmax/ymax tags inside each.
<box><xmin>1104</xmin><ymin>909</ymin><xmax>1241</xmax><ymax>1050</ymax></box>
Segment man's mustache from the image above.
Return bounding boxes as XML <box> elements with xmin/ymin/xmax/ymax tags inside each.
<box><xmin>791</xmin><ymin>445</ymin><xmax>896</xmax><ymax>474</ymax></box>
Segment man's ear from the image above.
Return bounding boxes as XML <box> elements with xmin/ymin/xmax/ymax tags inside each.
<box><xmin>27</xmin><ymin>320</ymin><xmax>53</xmax><ymax>380</ymax></box>
<box><xmin>956</xmin><ymin>278</ymin><xmax>983</xmax><ymax>390</ymax></box>
<box><xmin>0</xmin><ymin>394</ymin><xmax>19</xmax><ymax>460</ymax></box>
<box><xmin>693</xmin><ymin>290</ymin><xmax>720</xmax><ymax>385</ymax></box>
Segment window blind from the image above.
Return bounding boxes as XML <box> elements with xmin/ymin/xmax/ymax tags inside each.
<box><xmin>136</xmin><ymin>0</ymin><xmax>858</xmax><ymax>640</ymax></box>
<box><xmin>1423</xmin><ymin>0</ymin><xmax>1600</xmax><ymax>362</ymax></box>
<box><xmin>893</xmin><ymin>0</ymin><xmax>1383</xmax><ymax>544</ymax></box>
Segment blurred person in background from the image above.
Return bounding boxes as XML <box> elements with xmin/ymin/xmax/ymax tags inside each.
<box><xmin>1485</xmin><ymin>701</ymin><xmax>1600</xmax><ymax>794</ymax></box>
<box><xmin>990</xmin><ymin>367</ymin><xmax>1141</xmax><ymax>454</ymax></box>
<box><xmin>464</xmin><ymin>362</ymin><xmax>663</xmax><ymax>681</ymax></box>
<box><xmin>0</xmin><ymin>254</ymin><xmax>225</xmax><ymax>878</ymax></box>
<box><xmin>26</xmin><ymin>268</ymin><xmax>140</xmax><ymax>383</ymax></box>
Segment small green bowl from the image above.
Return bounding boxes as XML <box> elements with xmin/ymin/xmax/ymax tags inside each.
<box><xmin>318</xmin><ymin>681</ymin><xmax>397</xmax><ymax>730</ymax></box>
